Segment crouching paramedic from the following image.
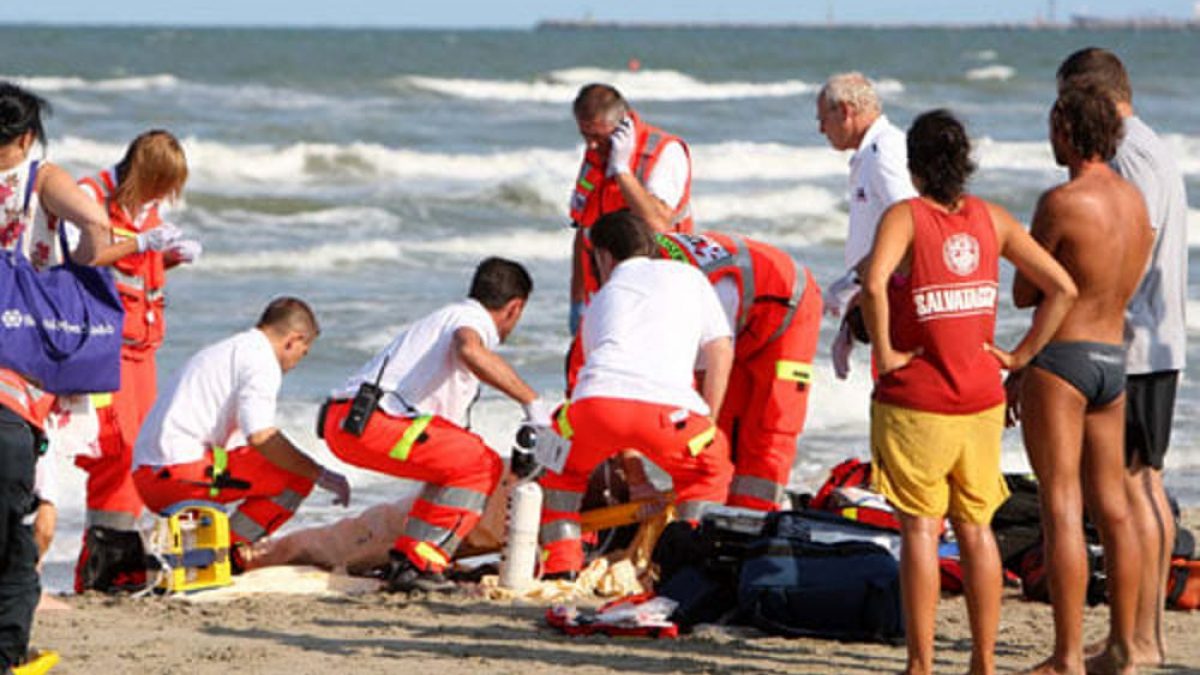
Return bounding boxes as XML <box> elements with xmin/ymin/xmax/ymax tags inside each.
<box><xmin>540</xmin><ymin>211</ymin><xmax>734</xmax><ymax>579</ymax></box>
<box><xmin>321</xmin><ymin>257</ymin><xmax>549</xmax><ymax>593</ymax></box>
<box><xmin>132</xmin><ymin>297</ymin><xmax>350</xmax><ymax>567</ymax></box>
<box><xmin>656</xmin><ymin>232</ymin><xmax>822</xmax><ymax>511</ymax></box>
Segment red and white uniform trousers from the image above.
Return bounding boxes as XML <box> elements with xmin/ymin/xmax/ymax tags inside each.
<box><xmin>538</xmin><ymin>398</ymin><xmax>732</xmax><ymax>575</ymax></box>
<box><xmin>321</xmin><ymin>400</ymin><xmax>502</xmax><ymax>573</ymax></box>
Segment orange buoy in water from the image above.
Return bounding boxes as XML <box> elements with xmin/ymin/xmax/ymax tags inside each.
<box><xmin>627</xmin><ymin>57</ymin><xmax>641</xmax><ymax>72</ymax></box>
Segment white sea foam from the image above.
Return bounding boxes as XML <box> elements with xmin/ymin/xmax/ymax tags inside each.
<box><xmin>201</xmin><ymin>239</ymin><xmax>404</xmax><ymax>272</ymax></box>
<box><xmin>966</xmin><ymin>65</ymin><xmax>1016</xmax><ymax>82</ymax></box>
<box><xmin>694</xmin><ymin>185</ymin><xmax>842</xmax><ymax>223</ymax></box>
<box><xmin>188</xmin><ymin>205</ymin><xmax>402</xmax><ymax>233</ymax></box>
<box><xmin>402</xmin><ymin>66</ymin><xmax>817</xmax><ymax>103</ymax></box>
<box><xmin>7</xmin><ymin>73</ymin><xmax>181</xmax><ymax>93</ymax></box>
<box><xmin>967</xmin><ymin>49</ymin><xmax>999</xmax><ymax>61</ymax></box>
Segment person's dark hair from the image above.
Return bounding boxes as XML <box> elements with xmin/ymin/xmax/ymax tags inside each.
<box><xmin>257</xmin><ymin>296</ymin><xmax>319</xmax><ymax>338</ymax></box>
<box><xmin>590</xmin><ymin>210</ymin><xmax>657</xmax><ymax>262</ymax></box>
<box><xmin>907</xmin><ymin>109</ymin><xmax>976</xmax><ymax>206</ymax></box>
<box><xmin>1056</xmin><ymin>47</ymin><xmax>1132</xmax><ymax>104</ymax></box>
<box><xmin>1051</xmin><ymin>87</ymin><xmax>1123</xmax><ymax>162</ymax></box>
<box><xmin>573</xmin><ymin>83</ymin><xmax>628</xmax><ymax>124</ymax></box>
<box><xmin>469</xmin><ymin>257</ymin><xmax>533</xmax><ymax>310</ymax></box>
<box><xmin>0</xmin><ymin>81</ymin><xmax>51</xmax><ymax>147</ymax></box>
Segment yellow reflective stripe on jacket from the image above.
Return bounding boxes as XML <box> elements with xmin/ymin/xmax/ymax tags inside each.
<box><xmin>389</xmin><ymin>414</ymin><xmax>433</xmax><ymax>461</ymax></box>
<box><xmin>687</xmin><ymin>424</ymin><xmax>717</xmax><ymax>457</ymax></box>
<box><xmin>111</xmin><ymin>226</ymin><xmax>138</xmax><ymax>239</ymax></box>
<box><xmin>555</xmin><ymin>403</ymin><xmax>573</xmax><ymax>440</ymax></box>
<box><xmin>90</xmin><ymin>393</ymin><xmax>113</xmax><ymax>409</ymax></box>
<box><xmin>775</xmin><ymin>359</ymin><xmax>813</xmax><ymax>384</ymax></box>
<box><xmin>209</xmin><ymin>445</ymin><xmax>229</xmax><ymax>497</ymax></box>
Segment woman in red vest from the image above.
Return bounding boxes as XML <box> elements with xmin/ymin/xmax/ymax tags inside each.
<box><xmin>73</xmin><ymin>130</ymin><xmax>201</xmax><ymax>592</ymax></box>
<box><xmin>860</xmin><ymin>110</ymin><xmax>1076</xmax><ymax>675</ymax></box>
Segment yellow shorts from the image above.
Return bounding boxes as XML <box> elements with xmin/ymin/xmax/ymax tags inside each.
<box><xmin>870</xmin><ymin>401</ymin><xmax>1009</xmax><ymax>524</ymax></box>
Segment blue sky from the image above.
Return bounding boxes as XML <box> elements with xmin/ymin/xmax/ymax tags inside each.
<box><xmin>3</xmin><ymin>1</ymin><xmax>1197</xmax><ymax>28</ymax></box>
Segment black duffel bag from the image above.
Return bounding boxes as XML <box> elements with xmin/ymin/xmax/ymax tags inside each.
<box><xmin>737</xmin><ymin>525</ymin><xmax>904</xmax><ymax>643</ymax></box>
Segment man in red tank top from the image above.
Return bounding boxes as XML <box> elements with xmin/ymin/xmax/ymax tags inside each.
<box><xmin>861</xmin><ymin>110</ymin><xmax>1076</xmax><ymax>675</ymax></box>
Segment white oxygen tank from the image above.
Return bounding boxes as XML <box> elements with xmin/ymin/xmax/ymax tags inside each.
<box><xmin>499</xmin><ymin>481</ymin><xmax>543</xmax><ymax>590</ymax></box>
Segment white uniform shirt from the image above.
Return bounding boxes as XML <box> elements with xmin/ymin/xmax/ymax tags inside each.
<box><xmin>332</xmin><ymin>299</ymin><xmax>498</xmax><ymax>427</ymax></box>
<box><xmin>645</xmin><ymin>140</ymin><xmax>689</xmax><ymax>210</ymax></box>
<box><xmin>574</xmin><ymin>258</ymin><xmax>732</xmax><ymax>415</ymax></box>
<box><xmin>1112</xmin><ymin>116</ymin><xmax>1189</xmax><ymax>374</ymax></box>
<box><xmin>134</xmin><ymin>329</ymin><xmax>282</xmax><ymax>468</ymax></box>
<box><xmin>844</xmin><ymin>115</ymin><xmax>918</xmax><ymax>269</ymax></box>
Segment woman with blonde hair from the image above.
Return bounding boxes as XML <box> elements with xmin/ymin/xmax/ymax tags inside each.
<box><xmin>73</xmin><ymin>129</ymin><xmax>203</xmax><ymax>593</ymax></box>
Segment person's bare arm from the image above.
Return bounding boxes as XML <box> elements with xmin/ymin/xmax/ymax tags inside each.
<box><xmin>1010</xmin><ymin>193</ymin><xmax>1060</xmax><ymax>309</ymax></box>
<box><xmin>570</xmin><ymin>227</ymin><xmax>588</xmax><ymax>306</ymax></box>
<box><xmin>33</xmin><ymin>501</ymin><xmax>56</xmax><ymax>562</ymax></box>
<box><xmin>36</xmin><ymin>163</ymin><xmax>131</xmax><ymax>266</ymax></box>
<box><xmin>861</xmin><ymin>202</ymin><xmax>917</xmax><ymax>374</ymax></box>
<box><xmin>613</xmin><ymin>173</ymin><xmax>674</xmax><ymax>232</ymax></box>
<box><xmin>698</xmin><ymin>336</ymin><xmax>733</xmax><ymax>420</ymax></box>
<box><xmin>248</xmin><ymin>427</ymin><xmax>321</xmax><ymax>480</ymax></box>
<box><xmin>986</xmin><ymin>201</ymin><xmax>1077</xmax><ymax>369</ymax></box>
<box><xmin>454</xmin><ymin>327</ymin><xmax>538</xmax><ymax>405</ymax></box>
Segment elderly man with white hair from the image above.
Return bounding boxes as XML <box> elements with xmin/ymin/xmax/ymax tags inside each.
<box><xmin>815</xmin><ymin>72</ymin><xmax>917</xmax><ymax>378</ymax></box>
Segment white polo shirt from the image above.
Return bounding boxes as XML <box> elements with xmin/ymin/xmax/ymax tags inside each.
<box><xmin>333</xmin><ymin>299</ymin><xmax>499</xmax><ymax>427</ymax></box>
<box><xmin>573</xmin><ymin>257</ymin><xmax>732</xmax><ymax>415</ymax></box>
<box><xmin>645</xmin><ymin>141</ymin><xmax>689</xmax><ymax>210</ymax></box>
<box><xmin>134</xmin><ymin>329</ymin><xmax>282</xmax><ymax>468</ymax></box>
<box><xmin>844</xmin><ymin>115</ymin><xmax>918</xmax><ymax>269</ymax></box>
<box><xmin>1112</xmin><ymin>116</ymin><xmax>1189</xmax><ymax>374</ymax></box>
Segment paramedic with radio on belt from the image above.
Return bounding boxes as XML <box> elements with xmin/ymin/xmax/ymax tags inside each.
<box><xmin>321</xmin><ymin>257</ymin><xmax>551</xmax><ymax>593</ymax></box>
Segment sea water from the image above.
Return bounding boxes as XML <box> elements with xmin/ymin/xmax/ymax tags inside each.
<box><xmin>2</xmin><ymin>25</ymin><xmax>1196</xmax><ymax>591</ymax></box>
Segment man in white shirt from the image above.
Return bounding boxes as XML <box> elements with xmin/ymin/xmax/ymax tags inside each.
<box><xmin>816</xmin><ymin>72</ymin><xmax>917</xmax><ymax>378</ymax></box>
<box><xmin>539</xmin><ymin>211</ymin><xmax>734</xmax><ymax>579</ymax></box>
<box><xmin>321</xmin><ymin>257</ymin><xmax>547</xmax><ymax>592</ymax></box>
<box><xmin>133</xmin><ymin>298</ymin><xmax>350</xmax><ymax>566</ymax></box>
<box><xmin>567</xmin><ymin>84</ymin><xmax>694</xmax><ymax>333</ymax></box>
<box><xmin>1057</xmin><ymin>47</ymin><xmax>1190</xmax><ymax>668</ymax></box>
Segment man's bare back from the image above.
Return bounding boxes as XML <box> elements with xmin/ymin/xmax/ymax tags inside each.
<box><xmin>1018</xmin><ymin>163</ymin><xmax>1151</xmax><ymax>344</ymax></box>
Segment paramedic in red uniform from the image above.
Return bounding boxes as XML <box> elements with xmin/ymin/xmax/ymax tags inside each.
<box><xmin>861</xmin><ymin>110</ymin><xmax>1075</xmax><ymax>675</ymax></box>
<box><xmin>568</xmin><ymin>84</ymin><xmax>693</xmax><ymax>332</ymax></box>
<box><xmin>656</xmin><ymin>232</ymin><xmax>822</xmax><ymax>511</ymax></box>
<box><xmin>322</xmin><ymin>257</ymin><xmax>550</xmax><ymax>593</ymax></box>
<box><xmin>539</xmin><ymin>211</ymin><xmax>734</xmax><ymax>579</ymax></box>
<box><xmin>74</xmin><ymin>130</ymin><xmax>204</xmax><ymax>591</ymax></box>
<box><xmin>132</xmin><ymin>298</ymin><xmax>350</xmax><ymax>567</ymax></box>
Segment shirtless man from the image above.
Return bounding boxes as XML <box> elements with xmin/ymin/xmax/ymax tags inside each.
<box><xmin>1014</xmin><ymin>88</ymin><xmax>1153</xmax><ymax>674</ymax></box>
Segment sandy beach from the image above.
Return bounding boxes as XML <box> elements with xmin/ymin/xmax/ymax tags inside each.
<box><xmin>30</xmin><ymin>510</ymin><xmax>1200</xmax><ymax>674</ymax></box>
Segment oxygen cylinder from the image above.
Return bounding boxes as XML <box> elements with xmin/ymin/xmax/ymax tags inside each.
<box><xmin>499</xmin><ymin>481</ymin><xmax>543</xmax><ymax>590</ymax></box>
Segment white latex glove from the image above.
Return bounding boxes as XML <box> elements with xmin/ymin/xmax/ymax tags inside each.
<box><xmin>824</xmin><ymin>270</ymin><xmax>861</xmax><ymax>318</ymax></box>
<box><xmin>832</xmin><ymin>319</ymin><xmax>855</xmax><ymax>380</ymax></box>
<box><xmin>166</xmin><ymin>239</ymin><xmax>203</xmax><ymax>264</ymax></box>
<box><xmin>316</xmin><ymin>467</ymin><xmax>351</xmax><ymax>507</ymax></box>
<box><xmin>605</xmin><ymin>116</ymin><xmax>636</xmax><ymax>178</ymax></box>
<box><xmin>522</xmin><ymin>397</ymin><xmax>555</xmax><ymax>427</ymax></box>
<box><xmin>136</xmin><ymin>222</ymin><xmax>183</xmax><ymax>253</ymax></box>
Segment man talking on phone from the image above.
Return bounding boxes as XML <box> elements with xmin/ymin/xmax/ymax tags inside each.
<box><xmin>567</xmin><ymin>84</ymin><xmax>694</xmax><ymax>333</ymax></box>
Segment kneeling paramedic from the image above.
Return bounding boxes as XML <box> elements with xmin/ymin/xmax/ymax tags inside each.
<box><xmin>656</xmin><ymin>232</ymin><xmax>822</xmax><ymax>511</ymax></box>
<box><xmin>539</xmin><ymin>211</ymin><xmax>734</xmax><ymax>579</ymax></box>
<box><xmin>132</xmin><ymin>298</ymin><xmax>350</xmax><ymax>569</ymax></box>
<box><xmin>321</xmin><ymin>257</ymin><xmax>550</xmax><ymax>593</ymax></box>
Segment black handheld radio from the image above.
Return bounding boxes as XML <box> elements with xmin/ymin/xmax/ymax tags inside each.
<box><xmin>341</xmin><ymin>355</ymin><xmax>389</xmax><ymax>437</ymax></box>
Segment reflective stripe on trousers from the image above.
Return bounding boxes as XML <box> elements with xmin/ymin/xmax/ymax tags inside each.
<box><xmin>539</xmin><ymin>519</ymin><xmax>581</xmax><ymax>545</ymax></box>
<box><xmin>729</xmin><ymin>475</ymin><xmax>785</xmax><ymax>506</ymax></box>
<box><xmin>542</xmin><ymin>488</ymin><xmax>583</xmax><ymax>514</ymax></box>
<box><xmin>403</xmin><ymin>516</ymin><xmax>463</xmax><ymax>556</ymax></box>
<box><xmin>417</xmin><ymin>484</ymin><xmax>488</xmax><ymax>514</ymax></box>
<box><xmin>85</xmin><ymin>509</ymin><xmax>138</xmax><ymax>531</ymax></box>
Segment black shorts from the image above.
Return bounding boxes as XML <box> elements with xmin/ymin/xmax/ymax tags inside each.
<box><xmin>1125</xmin><ymin>370</ymin><xmax>1179</xmax><ymax>470</ymax></box>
